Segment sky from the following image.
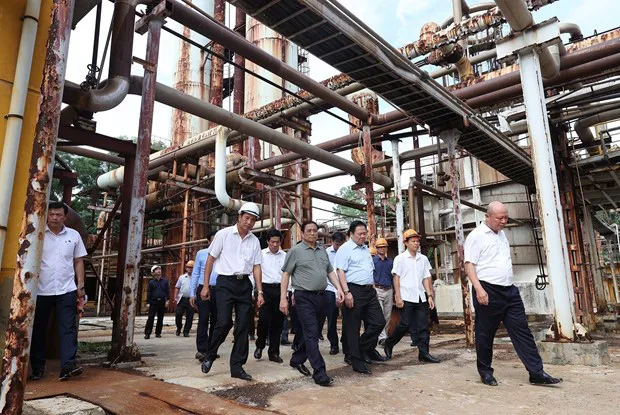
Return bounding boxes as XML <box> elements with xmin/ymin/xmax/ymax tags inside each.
<box><xmin>63</xmin><ymin>0</ymin><xmax>618</xmax><ymax>222</ymax></box>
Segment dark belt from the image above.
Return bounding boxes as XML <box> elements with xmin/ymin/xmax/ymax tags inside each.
<box><xmin>349</xmin><ymin>283</ymin><xmax>374</xmax><ymax>289</ymax></box>
<box><xmin>262</xmin><ymin>283</ymin><xmax>281</xmax><ymax>287</ymax></box>
<box><xmin>297</xmin><ymin>289</ymin><xmax>325</xmax><ymax>295</ymax></box>
<box><xmin>219</xmin><ymin>274</ymin><xmax>249</xmax><ymax>280</ymax></box>
<box><xmin>375</xmin><ymin>284</ymin><xmax>392</xmax><ymax>290</ymax></box>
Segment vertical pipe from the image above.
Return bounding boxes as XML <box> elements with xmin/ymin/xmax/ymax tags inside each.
<box><xmin>0</xmin><ymin>0</ymin><xmax>74</xmax><ymax>410</ymax></box>
<box><xmin>96</xmin><ymin>194</ymin><xmax>109</xmax><ymax>317</ymax></box>
<box><xmin>518</xmin><ymin>49</ymin><xmax>576</xmax><ymax>340</ymax></box>
<box><xmin>391</xmin><ymin>139</ymin><xmax>404</xmax><ymax>253</ymax></box>
<box><xmin>413</xmin><ymin>134</ymin><xmax>426</xmax><ymax>248</ymax></box>
<box><xmin>441</xmin><ymin>129</ymin><xmax>474</xmax><ymax>347</ymax></box>
<box><xmin>408</xmin><ymin>180</ymin><xmax>416</xmax><ymax>230</ymax></box>
<box><xmin>111</xmin><ymin>17</ymin><xmax>164</xmax><ymax>362</ymax></box>
<box><xmin>208</xmin><ymin>0</ymin><xmax>225</xmax><ymax>127</ymax></box>
<box><xmin>362</xmin><ymin>125</ymin><xmax>376</xmax><ymax>247</ymax></box>
<box><xmin>232</xmin><ymin>7</ymin><xmax>246</xmax><ymax>154</ymax></box>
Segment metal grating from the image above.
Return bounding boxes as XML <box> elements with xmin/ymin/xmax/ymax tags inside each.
<box><xmin>230</xmin><ymin>0</ymin><xmax>535</xmax><ymax>186</ymax></box>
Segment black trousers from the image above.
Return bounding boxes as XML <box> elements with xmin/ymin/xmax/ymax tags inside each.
<box><xmin>290</xmin><ymin>290</ymin><xmax>328</xmax><ymax>382</ymax></box>
<box><xmin>206</xmin><ymin>275</ymin><xmax>253</xmax><ymax>375</ymax></box>
<box><xmin>196</xmin><ymin>284</ymin><xmax>218</xmax><ymax>354</ymax></box>
<box><xmin>145</xmin><ymin>299</ymin><xmax>165</xmax><ymax>336</ymax></box>
<box><xmin>30</xmin><ymin>291</ymin><xmax>78</xmax><ymax>373</ymax></box>
<box><xmin>341</xmin><ymin>284</ymin><xmax>386</xmax><ymax>368</ymax></box>
<box><xmin>473</xmin><ymin>281</ymin><xmax>544</xmax><ymax>377</ymax></box>
<box><xmin>318</xmin><ymin>291</ymin><xmax>339</xmax><ymax>348</ymax></box>
<box><xmin>387</xmin><ymin>300</ymin><xmax>431</xmax><ymax>354</ymax></box>
<box><xmin>256</xmin><ymin>283</ymin><xmax>285</xmax><ymax>356</ymax></box>
<box><xmin>175</xmin><ymin>297</ymin><xmax>195</xmax><ymax>335</ymax></box>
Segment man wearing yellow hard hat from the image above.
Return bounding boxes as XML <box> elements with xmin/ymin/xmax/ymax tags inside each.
<box><xmin>373</xmin><ymin>238</ymin><xmax>393</xmax><ymax>346</ymax></box>
<box><xmin>174</xmin><ymin>260</ymin><xmax>196</xmax><ymax>337</ymax></box>
<box><xmin>384</xmin><ymin>229</ymin><xmax>440</xmax><ymax>364</ymax></box>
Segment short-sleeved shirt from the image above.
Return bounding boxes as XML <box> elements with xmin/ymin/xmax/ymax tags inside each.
<box><xmin>39</xmin><ymin>225</ymin><xmax>88</xmax><ymax>296</ymax></box>
<box><xmin>334</xmin><ymin>239</ymin><xmax>374</xmax><ymax>285</ymax></box>
<box><xmin>282</xmin><ymin>241</ymin><xmax>333</xmax><ymax>291</ymax></box>
<box><xmin>464</xmin><ymin>222</ymin><xmax>513</xmax><ymax>286</ymax></box>
<box><xmin>175</xmin><ymin>273</ymin><xmax>192</xmax><ymax>300</ymax></box>
<box><xmin>208</xmin><ymin>225</ymin><xmax>262</xmax><ymax>275</ymax></box>
<box><xmin>373</xmin><ymin>255</ymin><xmax>394</xmax><ymax>287</ymax></box>
<box><xmin>325</xmin><ymin>245</ymin><xmax>338</xmax><ymax>293</ymax></box>
<box><xmin>190</xmin><ymin>248</ymin><xmax>219</xmax><ymax>297</ymax></box>
<box><xmin>261</xmin><ymin>248</ymin><xmax>286</xmax><ymax>284</ymax></box>
<box><xmin>392</xmin><ymin>250</ymin><xmax>432</xmax><ymax>303</ymax></box>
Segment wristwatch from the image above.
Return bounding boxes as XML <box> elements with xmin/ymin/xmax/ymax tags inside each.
<box><xmin>257</xmin><ymin>290</ymin><xmax>264</xmax><ymax>295</ymax></box>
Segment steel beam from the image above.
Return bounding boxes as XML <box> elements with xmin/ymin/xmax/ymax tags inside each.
<box><xmin>58</xmin><ymin>124</ymin><xmax>136</xmax><ymax>155</ymax></box>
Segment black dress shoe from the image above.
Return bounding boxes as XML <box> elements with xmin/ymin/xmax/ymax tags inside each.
<box><xmin>59</xmin><ymin>366</ymin><xmax>83</xmax><ymax>381</ymax></box>
<box><xmin>352</xmin><ymin>365</ymin><xmax>372</xmax><ymax>375</ymax></box>
<box><xmin>201</xmin><ymin>359</ymin><xmax>214</xmax><ymax>374</ymax></box>
<box><xmin>231</xmin><ymin>369</ymin><xmax>253</xmax><ymax>381</ymax></box>
<box><xmin>269</xmin><ymin>355</ymin><xmax>283</xmax><ymax>363</ymax></box>
<box><xmin>315</xmin><ymin>376</ymin><xmax>334</xmax><ymax>386</ymax></box>
<box><xmin>29</xmin><ymin>369</ymin><xmax>44</xmax><ymax>381</ymax></box>
<box><xmin>384</xmin><ymin>343</ymin><xmax>394</xmax><ymax>360</ymax></box>
<box><xmin>254</xmin><ymin>347</ymin><xmax>263</xmax><ymax>359</ymax></box>
<box><xmin>367</xmin><ymin>349</ymin><xmax>388</xmax><ymax>362</ymax></box>
<box><xmin>529</xmin><ymin>371</ymin><xmax>562</xmax><ymax>385</ymax></box>
<box><xmin>155</xmin><ymin>334</ymin><xmax>162</xmax><ymax>338</ymax></box>
<box><xmin>481</xmin><ymin>374</ymin><xmax>498</xmax><ymax>386</ymax></box>
<box><xmin>291</xmin><ymin>363</ymin><xmax>311</xmax><ymax>376</ymax></box>
<box><xmin>329</xmin><ymin>346</ymin><xmax>339</xmax><ymax>355</ymax></box>
<box><xmin>144</xmin><ymin>334</ymin><xmax>150</xmax><ymax>339</ymax></box>
<box><xmin>360</xmin><ymin>352</ymin><xmax>373</xmax><ymax>365</ymax></box>
<box><xmin>419</xmin><ymin>353</ymin><xmax>441</xmax><ymax>363</ymax></box>
<box><xmin>176</xmin><ymin>330</ymin><xmax>181</xmax><ymax>336</ymax></box>
<box><xmin>183</xmin><ymin>333</ymin><xmax>190</xmax><ymax>337</ymax></box>
<box><xmin>344</xmin><ymin>355</ymin><xmax>352</xmax><ymax>365</ymax></box>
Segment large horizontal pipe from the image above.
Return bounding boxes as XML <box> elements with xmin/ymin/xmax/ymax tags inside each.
<box><xmin>57</xmin><ymin>146</ymin><xmax>125</xmax><ymax>165</ymax></box>
<box><xmin>128</xmin><ymin>77</ymin><xmax>392</xmax><ymax>188</ymax></box>
<box><xmin>167</xmin><ymin>0</ymin><xmax>374</xmax><ymax>124</ymax></box>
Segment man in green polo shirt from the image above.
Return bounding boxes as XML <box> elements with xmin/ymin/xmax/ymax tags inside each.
<box><xmin>280</xmin><ymin>221</ymin><xmax>344</xmax><ymax>386</ymax></box>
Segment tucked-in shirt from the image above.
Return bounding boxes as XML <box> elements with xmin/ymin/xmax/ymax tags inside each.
<box><xmin>392</xmin><ymin>250</ymin><xmax>431</xmax><ymax>303</ymax></box>
<box><xmin>282</xmin><ymin>241</ymin><xmax>333</xmax><ymax>291</ymax></box>
<box><xmin>334</xmin><ymin>239</ymin><xmax>374</xmax><ymax>285</ymax></box>
<box><xmin>209</xmin><ymin>225</ymin><xmax>262</xmax><ymax>275</ymax></box>
<box><xmin>464</xmin><ymin>222</ymin><xmax>513</xmax><ymax>286</ymax></box>
<box><xmin>175</xmin><ymin>273</ymin><xmax>192</xmax><ymax>301</ymax></box>
<box><xmin>39</xmin><ymin>225</ymin><xmax>87</xmax><ymax>296</ymax></box>
<box><xmin>147</xmin><ymin>278</ymin><xmax>170</xmax><ymax>304</ymax></box>
<box><xmin>325</xmin><ymin>245</ymin><xmax>338</xmax><ymax>293</ymax></box>
<box><xmin>261</xmin><ymin>248</ymin><xmax>286</xmax><ymax>284</ymax></box>
<box><xmin>373</xmin><ymin>255</ymin><xmax>394</xmax><ymax>287</ymax></box>
<box><xmin>190</xmin><ymin>248</ymin><xmax>218</xmax><ymax>297</ymax></box>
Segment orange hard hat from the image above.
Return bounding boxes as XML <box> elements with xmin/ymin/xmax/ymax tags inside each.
<box><xmin>375</xmin><ymin>238</ymin><xmax>388</xmax><ymax>248</ymax></box>
<box><xmin>403</xmin><ymin>229</ymin><xmax>420</xmax><ymax>241</ymax></box>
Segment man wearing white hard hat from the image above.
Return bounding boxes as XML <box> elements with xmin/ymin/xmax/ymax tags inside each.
<box><xmin>145</xmin><ymin>265</ymin><xmax>170</xmax><ymax>339</ymax></box>
<box><xmin>200</xmin><ymin>202</ymin><xmax>265</xmax><ymax>381</ymax></box>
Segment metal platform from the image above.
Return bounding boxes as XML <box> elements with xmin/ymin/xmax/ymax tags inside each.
<box><xmin>230</xmin><ymin>0</ymin><xmax>535</xmax><ymax>186</ymax></box>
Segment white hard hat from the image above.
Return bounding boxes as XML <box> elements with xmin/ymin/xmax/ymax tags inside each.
<box><xmin>151</xmin><ymin>265</ymin><xmax>161</xmax><ymax>273</ymax></box>
<box><xmin>239</xmin><ymin>202</ymin><xmax>260</xmax><ymax>219</ymax></box>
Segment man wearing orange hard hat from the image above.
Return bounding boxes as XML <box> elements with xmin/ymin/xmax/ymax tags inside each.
<box><xmin>384</xmin><ymin>229</ymin><xmax>440</xmax><ymax>364</ymax></box>
<box><xmin>174</xmin><ymin>260</ymin><xmax>196</xmax><ymax>337</ymax></box>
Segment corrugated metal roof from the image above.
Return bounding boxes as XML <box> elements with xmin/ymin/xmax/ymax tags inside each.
<box><xmin>230</xmin><ymin>0</ymin><xmax>535</xmax><ymax>186</ymax></box>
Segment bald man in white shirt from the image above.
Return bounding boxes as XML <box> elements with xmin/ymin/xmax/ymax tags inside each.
<box><xmin>464</xmin><ymin>201</ymin><xmax>562</xmax><ymax>387</ymax></box>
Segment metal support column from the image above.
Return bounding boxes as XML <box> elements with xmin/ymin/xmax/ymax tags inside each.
<box><xmin>110</xmin><ymin>12</ymin><xmax>165</xmax><ymax>362</ymax></box>
<box><xmin>582</xmin><ymin>211</ymin><xmax>607</xmax><ymax>309</ymax></box>
<box><xmin>391</xmin><ymin>139</ymin><xmax>404</xmax><ymax>253</ymax></box>
<box><xmin>518</xmin><ymin>49</ymin><xmax>576</xmax><ymax>339</ymax></box>
<box><xmin>362</xmin><ymin>125</ymin><xmax>376</xmax><ymax>246</ymax></box>
<box><xmin>0</xmin><ymin>0</ymin><xmax>75</xmax><ymax>411</ymax></box>
<box><xmin>441</xmin><ymin>129</ymin><xmax>474</xmax><ymax>347</ymax></box>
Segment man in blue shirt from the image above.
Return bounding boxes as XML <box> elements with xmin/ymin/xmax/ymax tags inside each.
<box><xmin>373</xmin><ymin>238</ymin><xmax>394</xmax><ymax>346</ymax></box>
<box><xmin>335</xmin><ymin>221</ymin><xmax>387</xmax><ymax>375</ymax></box>
<box><xmin>190</xmin><ymin>232</ymin><xmax>218</xmax><ymax>361</ymax></box>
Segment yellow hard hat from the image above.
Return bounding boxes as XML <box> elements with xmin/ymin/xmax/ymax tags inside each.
<box><xmin>186</xmin><ymin>260</ymin><xmax>195</xmax><ymax>267</ymax></box>
<box><xmin>403</xmin><ymin>229</ymin><xmax>420</xmax><ymax>241</ymax></box>
<box><xmin>375</xmin><ymin>238</ymin><xmax>388</xmax><ymax>248</ymax></box>
<box><xmin>369</xmin><ymin>246</ymin><xmax>377</xmax><ymax>256</ymax></box>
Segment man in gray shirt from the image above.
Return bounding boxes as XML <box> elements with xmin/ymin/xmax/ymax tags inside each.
<box><xmin>280</xmin><ymin>221</ymin><xmax>344</xmax><ymax>386</ymax></box>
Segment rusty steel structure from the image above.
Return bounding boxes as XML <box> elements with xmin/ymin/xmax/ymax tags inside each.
<box><xmin>5</xmin><ymin>1</ymin><xmax>620</xmax><ymax>410</ymax></box>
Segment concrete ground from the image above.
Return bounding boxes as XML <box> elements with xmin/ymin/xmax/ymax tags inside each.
<box><xmin>72</xmin><ymin>315</ymin><xmax>620</xmax><ymax>414</ymax></box>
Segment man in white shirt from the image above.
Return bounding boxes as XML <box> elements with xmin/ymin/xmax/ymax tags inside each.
<box><xmin>200</xmin><ymin>202</ymin><xmax>264</xmax><ymax>381</ymax></box>
<box><xmin>174</xmin><ymin>260</ymin><xmax>195</xmax><ymax>337</ymax></box>
<box><xmin>464</xmin><ymin>201</ymin><xmax>562</xmax><ymax>386</ymax></box>
<box><xmin>383</xmin><ymin>229</ymin><xmax>440</xmax><ymax>364</ymax></box>
<box><xmin>30</xmin><ymin>202</ymin><xmax>87</xmax><ymax>381</ymax></box>
<box><xmin>254</xmin><ymin>228</ymin><xmax>287</xmax><ymax>363</ymax></box>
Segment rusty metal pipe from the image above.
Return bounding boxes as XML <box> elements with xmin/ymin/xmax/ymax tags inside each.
<box><xmin>167</xmin><ymin>0</ymin><xmax>372</xmax><ymax>123</ymax></box>
<box><xmin>574</xmin><ymin>108</ymin><xmax>620</xmax><ymax>155</ymax></box>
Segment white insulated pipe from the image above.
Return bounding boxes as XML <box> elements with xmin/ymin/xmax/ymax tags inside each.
<box><xmin>0</xmin><ymin>0</ymin><xmax>42</xmax><ymax>263</ymax></box>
